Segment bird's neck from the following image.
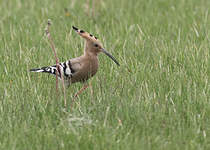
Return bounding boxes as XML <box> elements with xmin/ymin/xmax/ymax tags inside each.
<box><xmin>83</xmin><ymin>49</ymin><xmax>99</xmax><ymax>77</ymax></box>
<box><xmin>83</xmin><ymin>48</ymin><xmax>99</xmax><ymax>65</ymax></box>
<box><xmin>84</xmin><ymin>47</ymin><xmax>98</xmax><ymax>58</ymax></box>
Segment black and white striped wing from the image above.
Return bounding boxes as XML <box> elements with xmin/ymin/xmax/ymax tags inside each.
<box><xmin>30</xmin><ymin>60</ymin><xmax>76</xmax><ymax>79</ymax></box>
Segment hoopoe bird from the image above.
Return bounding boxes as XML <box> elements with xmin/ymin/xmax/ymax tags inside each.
<box><xmin>30</xmin><ymin>26</ymin><xmax>120</xmax><ymax>94</ymax></box>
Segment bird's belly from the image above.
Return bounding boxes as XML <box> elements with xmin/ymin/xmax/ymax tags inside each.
<box><xmin>70</xmin><ymin>70</ymin><xmax>97</xmax><ymax>83</ymax></box>
<box><xmin>71</xmin><ymin>63</ymin><xmax>98</xmax><ymax>83</ymax></box>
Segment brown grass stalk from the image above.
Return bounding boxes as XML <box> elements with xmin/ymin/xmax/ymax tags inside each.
<box><xmin>45</xmin><ymin>19</ymin><xmax>67</xmax><ymax>107</ymax></box>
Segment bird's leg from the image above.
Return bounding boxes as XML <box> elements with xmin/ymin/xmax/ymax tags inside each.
<box><xmin>70</xmin><ymin>83</ymin><xmax>89</xmax><ymax>110</ymax></box>
<box><xmin>74</xmin><ymin>83</ymin><xmax>89</xmax><ymax>98</ymax></box>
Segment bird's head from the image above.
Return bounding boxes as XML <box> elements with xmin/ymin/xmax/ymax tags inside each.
<box><xmin>72</xmin><ymin>26</ymin><xmax>120</xmax><ymax>66</ymax></box>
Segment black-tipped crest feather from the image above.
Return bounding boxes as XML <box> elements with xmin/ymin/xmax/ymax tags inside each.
<box><xmin>72</xmin><ymin>26</ymin><xmax>78</xmax><ymax>31</ymax></box>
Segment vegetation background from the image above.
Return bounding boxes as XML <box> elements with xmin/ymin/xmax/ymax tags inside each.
<box><xmin>0</xmin><ymin>0</ymin><xmax>209</xmax><ymax>149</ymax></box>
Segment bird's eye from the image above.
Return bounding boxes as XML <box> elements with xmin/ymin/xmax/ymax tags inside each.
<box><xmin>94</xmin><ymin>44</ymin><xmax>98</xmax><ymax>47</ymax></box>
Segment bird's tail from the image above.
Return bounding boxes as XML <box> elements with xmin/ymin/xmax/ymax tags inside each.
<box><xmin>30</xmin><ymin>66</ymin><xmax>59</xmax><ymax>77</ymax></box>
<box><xmin>30</xmin><ymin>61</ymin><xmax>74</xmax><ymax>80</ymax></box>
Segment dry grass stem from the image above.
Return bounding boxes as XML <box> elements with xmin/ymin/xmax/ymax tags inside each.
<box><xmin>45</xmin><ymin>19</ymin><xmax>67</xmax><ymax>107</ymax></box>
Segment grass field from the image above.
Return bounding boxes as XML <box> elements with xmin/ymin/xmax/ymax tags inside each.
<box><xmin>0</xmin><ymin>0</ymin><xmax>210</xmax><ymax>149</ymax></box>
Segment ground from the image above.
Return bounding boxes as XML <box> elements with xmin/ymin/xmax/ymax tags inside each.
<box><xmin>0</xmin><ymin>0</ymin><xmax>209</xmax><ymax>149</ymax></box>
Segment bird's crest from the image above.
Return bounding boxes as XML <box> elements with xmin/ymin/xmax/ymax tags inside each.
<box><xmin>72</xmin><ymin>26</ymin><xmax>99</xmax><ymax>42</ymax></box>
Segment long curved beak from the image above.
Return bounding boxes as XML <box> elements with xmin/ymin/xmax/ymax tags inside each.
<box><xmin>101</xmin><ymin>48</ymin><xmax>120</xmax><ymax>66</ymax></box>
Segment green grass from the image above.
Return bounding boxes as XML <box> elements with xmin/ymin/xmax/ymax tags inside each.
<box><xmin>0</xmin><ymin>0</ymin><xmax>210</xmax><ymax>149</ymax></box>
